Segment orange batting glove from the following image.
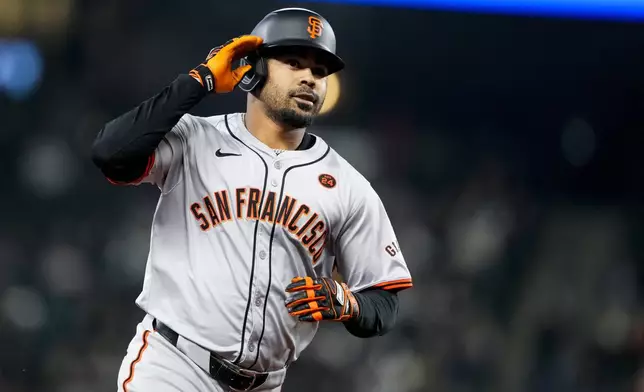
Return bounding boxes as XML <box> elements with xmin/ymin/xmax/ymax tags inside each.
<box><xmin>285</xmin><ymin>276</ymin><xmax>360</xmax><ymax>322</ymax></box>
<box><xmin>189</xmin><ymin>35</ymin><xmax>263</xmax><ymax>94</ymax></box>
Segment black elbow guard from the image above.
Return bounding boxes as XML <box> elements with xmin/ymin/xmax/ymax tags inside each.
<box><xmin>99</xmin><ymin>155</ymin><xmax>154</xmax><ymax>184</ymax></box>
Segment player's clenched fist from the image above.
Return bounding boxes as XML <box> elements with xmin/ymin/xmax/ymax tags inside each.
<box><xmin>189</xmin><ymin>35</ymin><xmax>263</xmax><ymax>94</ymax></box>
<box><xmin>285</xmin><ymin>277</ymin><xmax>360</xmax><ymax>322</ymax></box>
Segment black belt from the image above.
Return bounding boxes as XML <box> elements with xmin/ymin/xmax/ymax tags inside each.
<box><xmin>153</xmin><ymin>319</ymin><xmax>268</xmax><ymax>391</ymax></box>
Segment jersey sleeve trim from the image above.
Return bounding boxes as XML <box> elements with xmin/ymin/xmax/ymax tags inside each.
<box><xmin>106</xmin><ymin>153</ymin><xmax>156</xmax><ymax>186</ymax></box>
<box><xmin>369</xmin><ymin>278</ymin><xmax>413</xmax><ymax>292</ymax></box>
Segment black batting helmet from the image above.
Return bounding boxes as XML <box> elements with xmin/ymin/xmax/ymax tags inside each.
<box><xmin>238</xmin><ymin>7</ymin><xmax>344</xmax><ymax>93</ymax></box>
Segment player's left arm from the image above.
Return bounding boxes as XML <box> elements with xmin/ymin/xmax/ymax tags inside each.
<box><xmin>284</xmin><ymin>179</ymin><xmax>412</xmax><ymax>338</ymax></box>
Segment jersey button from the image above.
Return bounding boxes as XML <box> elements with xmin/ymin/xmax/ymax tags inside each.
<box><xmin>259</xmin><ymin>250</ymin><xmax>267</xmax><ymax>259</ymax></box>
<box><xmin>248</xmin><ymin>342</ymin><xmax>256</xmax><ymax>352</ymax></box>
<box><xmin>255</xmin><ymin>297</ymin><xmax>262</xmax><ymax>307</ymax></box>
<box><xmin>271</xmin><ymin>179</ymin><xmax>279</xmax><ymax>187</ymax></box>
<box><xmin>274</xmin><ymin>161</ymin><xmax>282</xmax><ymax>170</ymax></box>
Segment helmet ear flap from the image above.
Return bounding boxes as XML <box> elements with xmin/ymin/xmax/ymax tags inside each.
<box><xmin>238</xmin><ymin>53</ymin><xmax>267</xmax><ymax>93</ymax></box>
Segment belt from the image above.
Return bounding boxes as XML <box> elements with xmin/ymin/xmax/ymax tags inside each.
<box><xmin>153</xmin><ymin>319</ymin><xmax>268</xmax><ymax>391</ymax></box>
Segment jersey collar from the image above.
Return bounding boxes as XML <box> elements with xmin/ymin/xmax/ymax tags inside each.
<box><xmin>228</xmin><ymin>113</ymin><xmax>327</xmax><ymax>159</ymax></box>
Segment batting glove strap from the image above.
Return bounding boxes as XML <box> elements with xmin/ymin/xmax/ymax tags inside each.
<box><xmin>189</xmin><ymin>64</ymin><xmax>215</xmax><ymax>93</ymax></box>
<box><xmin>285</xmin><ymin>277</ymin><xmax>360</xmax><ymax>322</ymax></box>
<box><xmin>189</xmin><ymin>41</ymin><xmax>229</xmax><ymax>93</ymax></box>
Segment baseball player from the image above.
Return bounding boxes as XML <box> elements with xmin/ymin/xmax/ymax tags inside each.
<box><xmin>91</xmin><ymin>7</ymin><xmax>413</xmax><ymax>392</ymax></box>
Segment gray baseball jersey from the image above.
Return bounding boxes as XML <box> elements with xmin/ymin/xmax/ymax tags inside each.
<box><xmin>131</xmin><ymin>112</ymin><xmax>412</xmax><ymax>373</ymax></box>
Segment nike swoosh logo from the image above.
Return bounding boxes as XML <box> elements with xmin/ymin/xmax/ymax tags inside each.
<box><xmin>215</xmin><ymin>149</ymin><xmax>241</xmax><ymax>158</ymax></box>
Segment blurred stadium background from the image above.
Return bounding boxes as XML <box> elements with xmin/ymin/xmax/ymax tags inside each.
<box><xmin>1</xmin><ymin>0</ymin><xmax>644</xmax><ymax>391</ymax></box>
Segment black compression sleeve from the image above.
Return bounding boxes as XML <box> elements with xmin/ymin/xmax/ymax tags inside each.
<box><xmin>343</xmin><ymin>288</ymin><xmax>399</xmax><ymax>338</ymax></box>
<box><xmin>91</xmin><ymin>74</ymin><xmax>206</xmax><ymax>183</ymax></box>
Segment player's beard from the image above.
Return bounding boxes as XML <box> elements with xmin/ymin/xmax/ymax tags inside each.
<box><xmin>259</xmin><ymin>82</ymin><xmax>324</xmax><ymax>130</ymax></box>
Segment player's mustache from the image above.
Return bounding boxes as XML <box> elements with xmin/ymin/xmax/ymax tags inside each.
<box><xmin>290</xmin><ymin>88</ymin><xmax>319</xmax><ymax>104</ymax></box>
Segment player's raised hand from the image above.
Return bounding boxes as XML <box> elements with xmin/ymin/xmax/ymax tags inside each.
<box><xmin>189</xmin><ymin>35</ymin><xmax>263</xmax><ymax>94</ymax></box>
<box><xmin>285</xmin><ymin>276</ymin><xmax>360</xmax><ymax>322</ymax></box>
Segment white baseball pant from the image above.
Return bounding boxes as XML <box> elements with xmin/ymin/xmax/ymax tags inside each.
<box><xmin>116</xmin><ymin>315</ymin><xmax>282</xmax><ymax>392</ymax></box>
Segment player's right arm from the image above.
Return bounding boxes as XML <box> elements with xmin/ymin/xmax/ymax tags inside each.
<box><xmin>284</xmin><ymin>171</ymin><xmax>412</xmax><ymax>338</ymax></box>
<box><xmin>90</xmin><ymin>35</ymin><xmax>262</xmax><ymax>186</ymax></box>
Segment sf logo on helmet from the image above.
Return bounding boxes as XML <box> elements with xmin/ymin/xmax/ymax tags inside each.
<box><xmin>307</xmin><ymin>16</ymin><xmax>323</xmax><ymax>39</ymax></box>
